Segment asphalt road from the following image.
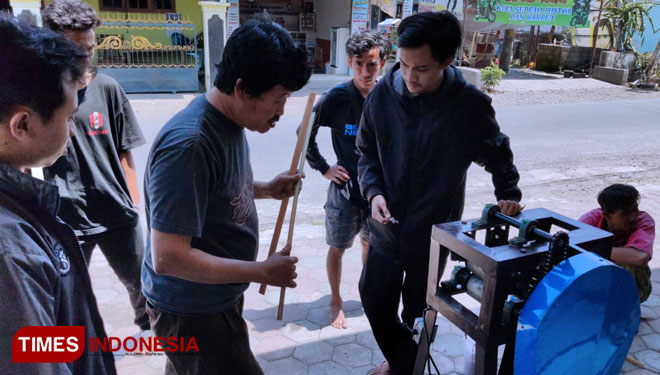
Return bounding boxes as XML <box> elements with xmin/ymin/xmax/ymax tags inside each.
<box><xmin>128</xmin><ymin>94</ymin><xmax>660</xmax><ymax>236</ymax></box>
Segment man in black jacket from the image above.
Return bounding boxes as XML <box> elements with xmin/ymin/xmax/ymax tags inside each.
<box><xmin>357</xmin><ymin>11</ymin><xmax>522</xmax><ymax>375</ymax></box>
<box><xmin>303</xmin><ymin>30</ymin><xmax>391</xmax><ymax>329</ymax></box>
<box><xmin>0</xmin><ymin>18</ymin><xmax>115</xmax><ymax>375</ymax></box>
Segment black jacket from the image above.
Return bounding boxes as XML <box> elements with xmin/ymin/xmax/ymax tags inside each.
<box><xmin>357</xmin><ymin>64</ymin><xmax>521</xmax><ymax>264</ymax></box>
<box><xmin>0</xmin><ymin>164</ymin><xmax>116</xmax><ymax>375</ymax></box>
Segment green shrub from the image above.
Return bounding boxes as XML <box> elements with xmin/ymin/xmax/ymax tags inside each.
<box><xmin>481</xmin><ymin>63</ymin><xmax>506</xmax><ymax>91</ymax></box>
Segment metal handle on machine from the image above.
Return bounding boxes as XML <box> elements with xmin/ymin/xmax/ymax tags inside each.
<box><xmin>491</xmin><ymin>211</ymin><xmax>552</xmax><ymax>241</ymax></box>
<box><xmin>476</xmin><ymin>204</ymin><xmax>561</xmax><ymax>248</ymax></box>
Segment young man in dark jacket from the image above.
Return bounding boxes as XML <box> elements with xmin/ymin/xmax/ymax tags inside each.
<box><xmin>357</xmin><ymin>11</ymin><xmax>522</xmax><ymax>375</ymax></box>
<box><xmin>0</xmin><ymin>18</ymin><xmax>115</xmax><ymax>375</ymax></box>
<box><xmin>303</xmin><ymin>30</ymin><xmax>391</xmax><ymax>329</ymax></box>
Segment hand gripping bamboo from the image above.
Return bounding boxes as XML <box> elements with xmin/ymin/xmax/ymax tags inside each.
<box><xmin>258</xmin><ymin>93</ymin><xmax>316</xmax><ymax>300</ymax></box>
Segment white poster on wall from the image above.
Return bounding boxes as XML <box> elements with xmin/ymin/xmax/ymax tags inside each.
<box><xmin>402</xmin><ymin>0</ymin><xmax>413</xmax><ymax>18</ymax></box>
<box><xmin>227</xmin><ymin>0</ymin><xmax>240</xmax><ymax>37</ymax></box>
<box><xmin>351</xmin><ymin>0</ymin><xmax>369</xmax><ymax>34</ymax></box>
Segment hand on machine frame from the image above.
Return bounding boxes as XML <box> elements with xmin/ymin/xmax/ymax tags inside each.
<box><xmin>323</xmin><ymin>164</ymin><xmax>350</xmax><ymax>184</ymax></box>
<box><xmin>498</xmin><ymin>199</ymin><xmax>524</xmax><ymax>216</ymax></box>
<box><xmin>261</xmin><ymin>243</ymin><xmax>298</xmax><ymax>288</ymax></box>
<box><xmin>268</xmin><ymin>170</ymin><xmax>305</xmax><ymax>199</ymax></box>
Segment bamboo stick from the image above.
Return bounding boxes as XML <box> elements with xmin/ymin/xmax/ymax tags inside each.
<box><xmin>626</xmin><ymin>355</ymin><xmax>644</xmax><ymax>369</ymax></box>
<box><xmin>258</xmin><ymin>93</ymin><xmax>316</xmax><ymax>295</ymax></box>
<box><xmin>276</xmin><ymin>112</ymin><xmax>315</xmax><ymax>320</ymax></box>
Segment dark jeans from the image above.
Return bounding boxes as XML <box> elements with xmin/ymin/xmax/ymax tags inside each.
<box><xmin>79</xmin><ymin>223</ymin><xmax>149</xmax><ymax>331</ymax></box>
<box><xmin>146</xmin><ymin>296</ymin><xmax>263</xmax><ymax>375</ymax></box>
<box><xmin>359</xmin><ymin>245</ymin><xmax>429</xmax><ymax>375</ymax></box>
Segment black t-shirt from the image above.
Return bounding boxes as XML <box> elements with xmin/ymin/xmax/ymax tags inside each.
<box><xmin>43</xmin><ymin>73</ymin><xmax>145</xmax><ymax>236</ymax></box>
<box><xmin>142</xmin><ymin>95</ymin><xmax>259</xmax><ymax>315</ymax></box>
<box><xmin>305</xmin><ymin>80</ymin><xmax>366</xmax><ymax>207</ymax></box>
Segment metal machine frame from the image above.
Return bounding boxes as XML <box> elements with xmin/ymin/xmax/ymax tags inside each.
<box><xmin>414</xmin><ymin>207</ymin><xmax>613</xmax><ymax>375</ymax></box>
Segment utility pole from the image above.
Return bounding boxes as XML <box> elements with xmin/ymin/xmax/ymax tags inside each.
<box><xmin>499</xmin><ymin>28</ymin><xmax>515</xmax><ymax>72</ymax></box>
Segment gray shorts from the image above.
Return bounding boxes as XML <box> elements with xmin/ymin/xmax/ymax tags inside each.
<box><xmin>324</xmin><ymin>182</ymin><xmax>370</xmax><ymax>249</ymax></box>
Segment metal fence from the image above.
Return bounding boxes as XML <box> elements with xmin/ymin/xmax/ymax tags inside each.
<box><xmin>95</xmin><ymin>13</ymin><xmax>199</xmax><ymax>93</ymax></box>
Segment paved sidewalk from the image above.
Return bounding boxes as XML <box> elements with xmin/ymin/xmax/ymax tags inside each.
<box><xmin>91</xmin><ymin>201</ymin><xmax>660</xmax><ymax>375</ymax></box>
<box><xmin>498</xmin><ymin>69</ymin><xmax>617</xmax><ymax>92</ymax></box>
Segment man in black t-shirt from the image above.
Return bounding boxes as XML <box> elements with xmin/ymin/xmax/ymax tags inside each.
<box><xmin>303</xmin><ymin>30</ymin><xmax>391</xmax><ymax>329</ymax></box>
<box><xmin>142</xmin><ymin>19</ymin><xmax>310</xmax><ymax>374</ymax></box>
<box><xmin>42</xmin><ymin>0</ymin><xmax>149</xmax><ymax>333</ymax></box>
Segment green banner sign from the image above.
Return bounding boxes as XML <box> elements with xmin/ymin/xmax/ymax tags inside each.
<box><xmin>474</xmin><ymin>0</ymin><xmax>591</xmax><ymax>27</ymax></box>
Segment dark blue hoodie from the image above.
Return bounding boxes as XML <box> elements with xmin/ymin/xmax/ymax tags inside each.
<box><xmin>357</xmin><ymin>64</ymin><xmax>522</xmax><ymax>265</ymax></box>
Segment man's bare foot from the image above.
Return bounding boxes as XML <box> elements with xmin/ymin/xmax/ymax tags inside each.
<box><xmin>368</xmin><ymin>361</ymin><xmax>390</xmax><ymax>375</ymax></box>
<box><xmin>329</xmin><ymin>301</ymin><xmax>348</xmax><ymax>329</ymax></box>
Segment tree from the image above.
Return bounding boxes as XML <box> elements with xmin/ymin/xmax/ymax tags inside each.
<box><xmin>602</xmin><ymin>0</ymin><xmax>658</xmax><ymax>52</ymax></box>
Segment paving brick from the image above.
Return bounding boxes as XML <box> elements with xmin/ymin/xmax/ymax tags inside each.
<box><xmin>308</xmin><ymin>360</ymin><xmax>351</xmax><ymax>375</ymax></box>
<box><xmin>265</xmin><ymin>357</ymin><xmax>307</xmax><ymax>375</ymax></box>
<box><xmin>648</xmin><ymin>318</ymin><xmax>660</xmax><ymax>333</ymax></box>
<box><xmin>279</xmin><ymin>303</ymin><xmax>310</xmax><ymax>324</ymax></box>
<box><xmin>318</xmin><ymin>281</ymin><xmax>350</xmax><ymax>296</ymax></box>
<box><xmin>425</xmin><ymin>353</ymin><xmax>455</xmax><ymax>374</ymax></box>
<box><xmin>95</xmin><ymin>288</ymin><xmax>119</xmax><ymax>304</ymax></box>
<box><xmin>293</xmin><ymin>340</ymin><xmax>334</xmax><ymax>365</ymax></box>
<box><xmin>333</xmin><ymin>343</ymin><xmax>372</xmax><ymax>368</ymax></box>
<box><xmin>641</xmin><ymin>305</ymin><xmax>659</xmax><ymax>320</ymax></box>
<box><xmin>634</xmin><ymin>350</ymin><xmax>660</xmax><ymax>373</ymax></box>
<box><xmin>637</xmin><ymin>322</ymin><xmax>653</xmax><ymax>335</ymax></box>
<box><xmin>345</xmin><ymin>314</ymin><xmax>371</xmax><ymax>331</ymax></box>
<box><xmin>265</xmin><ymin>289</ymin><xmax>298</xmax><ymax>306</ymax></box>
<box><xmin>254</xmin><ymin>336</ymin><xmax>296</xmax><ymax>361</ymax></box>
<box><xmin>640</xmin><ymin>333</ymin><xmax>660</xmax><ymax>351</ymax></box>
<box><xmin>624</xmin><ymin>368</ymin><xmax>660</xmax><ymax>375</ymax></box>
<box><xmin>307</xmin><ymin>306</ymin><xmax>332</xmax><ymax>326</ymax></box>
<box><xmin>356</xmin><ymin>331</ymin><xmax>380</xmax><ymax>351</ymax></box>
<box><xmin>629</xmin><ymin>336</ymin><xmax>647</xmax><ymax>353</ymax></box>
<box><xmin>642</xmin><ymin>294</ymin><xmax>660</xmax><ymax>307</ymax></box>
<box><xmin>243</xmin><ymin>306</ymin><xmax>273</xmax><ymax>321</ymax></box>
<box><xmin>249</xmin><ymin>316</ymin><xmax>285</xmax><ymax>340</ymax></box>
<box><xmin>432</xmin><ymin>333</ymin><xmax>465</xmax><ymax>357</ymax></box>
<box><xmin>453</xmin><ymin>355</ymin><xmax>465</xmax><ymax>374</ymax></box>
<box><xmin>282</xmin><ymin>320</ymin><xmax>321</xmax><ymax>343</ymax></box>
<box><xmin>320</xmin><ymin>325</ymin><xmax>357</xmax><ymax>343</ymax></box>
<box><xmin>350</xmin><ymin>364</ymin><xmax>375</xmax><ymax>375</ymax></box>
<box><xmin>372</xmin><ymin>349</ymin><xmax>385</xmax><ymax>366</ymax></box>
<box><xmin>256</xmin><ymin>357</ymin><xmax>269</xmax><ymax>373</ymax></box>
<box><xmin>291</xmin><ymin>276</ymin><xmax>322</xmax><ymax>294</ymax></box>
<box><xmin>621</xmin><ymin>359</ymin><xmax>638</xmax><ymax>372</ymax></box>
<box><xmin>298</xmin><ymin>255</ymin><xmax>326</xmax><ymax>269</ymax></box>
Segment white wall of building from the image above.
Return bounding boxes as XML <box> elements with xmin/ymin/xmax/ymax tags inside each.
<box><xmin>314</xmin><ymin>0</ymin><xmax>351</xmax><ymax>40</ymax></box>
